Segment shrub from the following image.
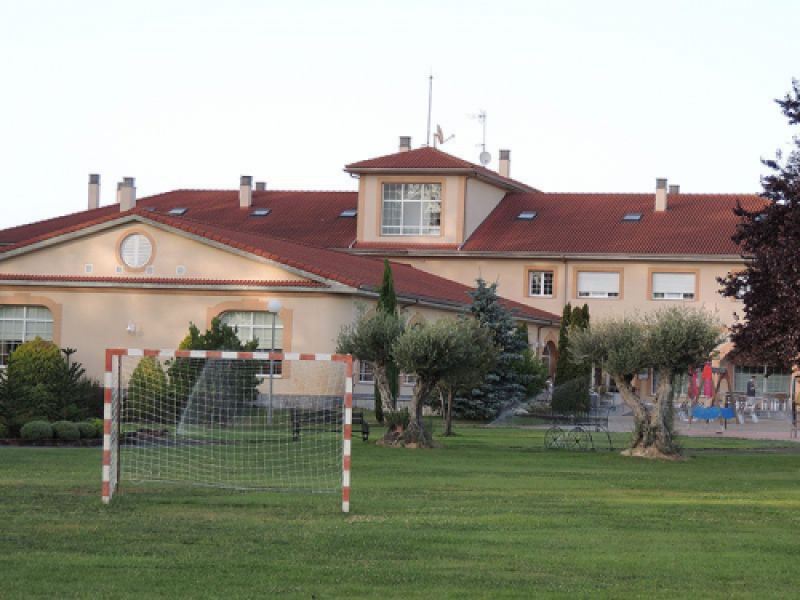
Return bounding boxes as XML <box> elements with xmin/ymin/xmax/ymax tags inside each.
<box><xmin>77</xmin><ymin>421</ymin><xmax>97</xmax><ymax>439</ymax></box>
<box><xmin>20</xmin><ymin>420</ymin><xmax>53</xmax><ymax>441</ymax></box>
<box><xmin>93</xmin><ymin>418</ymin><xmax>104</xmax><ymax>437</ymax></box>
<box><xmin>0</xmin><ymin>421</ymin><xmax>8</xmax><ymax>439</ymax></box>
<box><xmin>52</xmin><ymin>420</ymin><xmax>80</xmax><ymax>442</ymax></box>
<box><xmin>551</xmin><ymin>377</ymin><xmax>590</xmax><ymax>414</ymax></box>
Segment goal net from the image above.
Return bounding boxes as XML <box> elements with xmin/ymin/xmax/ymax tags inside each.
<box><xmin>102</xmin><ymin>349</ymin><xmax>353</xmax><ymax>512</ymax></box>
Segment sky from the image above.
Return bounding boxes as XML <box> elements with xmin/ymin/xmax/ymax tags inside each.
<box><xmin>0</xmin><ymin>0</ymin><xmax>798</xmax><ymax>229</ymax></box>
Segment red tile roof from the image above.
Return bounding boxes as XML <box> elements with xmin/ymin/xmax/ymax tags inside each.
<box><xmin>0</xmin><ymin>209</ymin><xmax>558</xmax><ymax>323</ymax></box>
<box><xmin>462</xmin><ymin>192</ymin><xmax>766</xmax><ymax>256</ymax></box>
<box><xmin>0</xmin><ymin>190</ymin><xmax>359</xmax><ymax>249</ymax></box>
<box><xmin>345</xmin><ymin>146</ymin><xmax>537</xmax><ymax>192</ymax></box>
<box><xmin>0</xmin><ymin>274</ymin><xmax>326</xmax><ymax>288</ymax></box>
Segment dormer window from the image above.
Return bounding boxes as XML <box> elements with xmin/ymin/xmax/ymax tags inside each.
<box><xmin>381</xmin><ymin>183</ymin><xmax>441</xmax><ymax>236</ymax></box>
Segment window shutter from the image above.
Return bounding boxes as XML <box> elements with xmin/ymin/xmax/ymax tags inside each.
<box><xmin>577</xmin><ymin>272</ymin><xmax>619</xmax><ymax>294</ymax></box>
<box><xmin>652</xmin><ymin>273</ymin><xmax>695</xmax><ymax>295</ymax></box>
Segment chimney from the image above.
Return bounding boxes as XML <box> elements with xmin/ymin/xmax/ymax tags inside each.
<box><xmin>399</xmin><ymin>136</ymin><xmax>411</xmax><ymax>152</ymax></box>
<box><xmin>499</xmin><ymin>149</ymin><xmax>511</xmax><ymax>178</ymax></box>
<box><xmin>88</xmin><ymin>174</ymin><xmax>100</xmax><ymax>211</ymax></box>
<box><xmin>119</xmin><ymin>177</ymin><xmax>136</xmax><ymax>211</ymax></box>
<box><xmin>255</xmin><ymin>181</ymin><xmax>266</xmax><ymax>191</ymax></box>
<box><xmin>655</xmin><ymin>178</ymin><xmax>668</xmax><ymax>212</ymax></box>
<box><xmin>240</xmin><ymin>175</ymin><xmax>253</xmax><ymax>208</ymax></box>
<box><xmin>116</xmin><ymin>181</ymin><xmax>122</xmax><ymax>204</ymax></box>
<box><xmin>668</xmin><ymin>184</ymin><xmax>680</xmax><ymax>195</ymax></box>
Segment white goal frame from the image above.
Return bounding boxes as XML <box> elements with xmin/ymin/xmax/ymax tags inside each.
<box><xmin>101</xmin><ymin>348</ymin><xmax>353</xmax><ymax>512</ymax></box>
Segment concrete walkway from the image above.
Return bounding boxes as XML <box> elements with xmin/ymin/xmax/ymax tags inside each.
<box><xmin>607</xmin><ymin>414</ymin><xmax>800</xmax><ymax>442</ymax></box>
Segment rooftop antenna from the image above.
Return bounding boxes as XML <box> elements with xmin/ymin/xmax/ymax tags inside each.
<box><xmin>433</xmin><ymin>124</ymin><xmax>455</xmax><ymax>148</ymax></box>
<box><xmin>426</xmin><ymin>71</ymin><xmax>433</xmax><ymax>147</ymax></box>
<box><xmin>470</xmin><ymin>110</ymin><xmax>491</xmax><ymax>165</ymax></box>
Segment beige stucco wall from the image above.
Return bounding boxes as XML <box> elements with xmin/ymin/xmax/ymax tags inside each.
<box><xmin>0</xmin><ymin>286</ymin><xmax>356</xmax><ymax>379</ymax></box>
<box><xmin>0</xmin><ymin>223</ymin><xmax>307</xmax><ymax>282</ymax></box>
<box><xmin>464</xmin><ymin>178</ymin><xmax>506</xmax><ymax>241</ymax></box>
<box><xmin>357</xmin><ymin>174</ymin><xmax>466</xmax><ymax>244</ymax></box>
<box><xmin>395</xmin><ymin>256</ymin><xmax>745</xmax><ymax>327</ymax></box>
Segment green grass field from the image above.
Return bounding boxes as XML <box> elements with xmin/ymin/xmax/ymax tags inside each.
<box><xmin>1</xmin><ymin>426</ymin><xmax>799</xmax><ymax>599</ymax></box>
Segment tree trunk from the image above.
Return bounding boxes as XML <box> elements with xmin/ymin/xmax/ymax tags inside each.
<box><xmin>372</xmin><ymin>363</ymin><xmax>395</xmax><ymax>417</ymax></box>
<box><xmin>403</xmin><ymin>381</ymin><xmax>433</xmax><ymax>447</ymax></box>
<box><xmin>612</xmin><ymin>371</ymin><xmax>679</xmax><ymax>459</ymax></box>
<box><xmin>444</xmin><ymin>389</ymin><xmax>454</xmax><ymax>436</ymax></box>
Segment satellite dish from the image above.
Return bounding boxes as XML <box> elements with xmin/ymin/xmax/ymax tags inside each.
<box><xmin>479</xmin><ymin>151</ymin><xmax>492</xmax><ymax>166</ymax></box>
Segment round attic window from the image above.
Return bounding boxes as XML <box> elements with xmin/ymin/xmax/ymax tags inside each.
<box><xmin>119</xmin><ymin>233</ymin><xmax>153</xmax><ymax>269</ymax></box>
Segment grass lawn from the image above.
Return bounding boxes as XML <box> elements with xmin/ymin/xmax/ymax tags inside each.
<box><xmin>1</xmin><ymin>427</ymin><xmax>799</xmax><ymax>599</ymax></box>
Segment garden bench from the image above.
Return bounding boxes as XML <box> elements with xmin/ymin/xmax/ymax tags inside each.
<box><xmin>290</xmin><ymin>408</ymin><xmax>369</xmax><ymax>442</ymax></box>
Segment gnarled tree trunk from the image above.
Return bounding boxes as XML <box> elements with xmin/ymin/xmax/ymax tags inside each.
<box><xmin>402</xmin><ymin>381</ymin><xmax>434</xmax><ymax>447</ymax></box>
<box><xmin>372</xmin><ymin>363</ymin><xmax>395</xmax><ymax>417</ymax></box>
<box><xmin>612</xmin><ymin>370</ymin><xmax>680</xmax><ymax>459</ymax></box>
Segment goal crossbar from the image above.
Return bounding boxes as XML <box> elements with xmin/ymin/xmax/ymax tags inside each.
<box><xmin>101</xmin><ymin>349</ymin><xmax>353</xmax><ymax>512</ymax></box>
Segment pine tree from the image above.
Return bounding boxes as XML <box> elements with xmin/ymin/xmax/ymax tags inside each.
<box><xmin>456</xmin><ymin>279</ymin><xmax>526</xmax><ymax>419</ymax></box>
<box><xmin>373</xmin><ymin>259</ymin><xmax>399</xmax><ymax>422</ymax></box>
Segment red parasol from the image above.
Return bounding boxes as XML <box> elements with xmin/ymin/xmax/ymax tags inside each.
<box><xmin>688</xmin><ymin>366</ymin><xmax>699</xmax><ymax>400</ymax></box>
<box><xmin>702</xmin><ymin>362</ymin><xmax>713</xmax><ymax>398</ymax></box>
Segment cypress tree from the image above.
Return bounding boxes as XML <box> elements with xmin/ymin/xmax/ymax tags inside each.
<box><xmin>373</xmin><ymin>259</ymin><xmax>399</xmax><ymax>422</ymax></box>
<box><xmin>554</xmin><ymin>303</ymin><xmax>573</xmax><ymax>385</ymax></box>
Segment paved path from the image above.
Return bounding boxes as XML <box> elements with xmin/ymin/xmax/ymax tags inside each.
<box><xmin>607</xmin><ymin>414</ymin><xmax>800</xmax><ymax>442</ymax></box>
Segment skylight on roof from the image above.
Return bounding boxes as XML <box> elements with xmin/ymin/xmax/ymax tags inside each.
<box><xmin>517</xmin><ymin>211</ymin><xmax>537</xmax><ymax>220</ymax></box>
<box><xmin>143</xmin><ymin>207</ymin><xmax>156</xmax><ymax>212</ymax></box>
<box><xmin>339</xmin><ymin>209</ymin><xmax>357</xmax><ymax>218</ymax></box>
<box><xmin>623</xmin><ymin>212</ymin><xmax>643</xmax><ymax>221</ymax></box>
<box><xmin>168</xmin><ymin>208</ymin><xmax>188</xmax><ymax>216</ymax></box>
<box><xmin>251</xmin><ymin>208</ymin><xmax>271</xmax><ymax>217</ymax></box>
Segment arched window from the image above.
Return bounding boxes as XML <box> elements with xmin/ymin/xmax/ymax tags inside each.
<box><xmin>541</xmin><ymin>342</ymin><xmax>556</xmax><ymax>377</ymax></box>
<box><xmin>0</xmin><ymin>305</ymin><xmax>54</xmax><ymax>366</ymax></box>
<box><xmin>219</xmin><ymin>311</ymin><xmax>283</xmax><ymax>351</ymax></box>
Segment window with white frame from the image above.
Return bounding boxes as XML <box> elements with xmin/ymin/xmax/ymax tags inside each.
<box><xmin>0</xmin><ymin>305</ymin><xmax>54</xmax><ymax>367</ymax></box>
<box><xmin>220</xmin><ymin>311</ymin><xmax>283</xmax><ymax>375</ymax></box>
<box><xmin>577</xmin><ymin>271</ymin><xmax>620</xmax><ymax>298</ymax></box>
<box><xmin>652</xmin><ymin>273</ymin><xmax>696</xmax><ymax>300</ymax></box>
<box><xmin>528</xmin><ymin>271</ymin><xmax>554</xmax><ymax>297</ymax></box>
<box><xmin>401</xmin><ymin>372</ymin><xmax>417</xmax><ymax>386</ymax></box>
<box><xmin>734</xmin><ymin>365</ymin><xmax>790</xmax><ymax>394</ymax></box>
<box><xmin>381</xmin><ymin>183</ymin><xmax>441</xmax><ymax>235</ymax></box>
<box><xmin>358</xmin><ymin>361</ymin><xmax>375</xmax><ymax>383</ymax></box>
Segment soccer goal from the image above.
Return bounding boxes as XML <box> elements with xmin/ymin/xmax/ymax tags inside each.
<box><xmin>101</xmin><ymin>349</ymin><xmax>353</xmax><ymax>512</ymax></box>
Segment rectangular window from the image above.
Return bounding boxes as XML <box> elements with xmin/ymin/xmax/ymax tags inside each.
<box><xmin>528</xmin><ymin>271</ymin><xmax>554</xmax><ymax>297</ymax></box>
<box><xmin>652</xmin><ymin>273</ymin><xmax>696</xmax><ymax>300</ymax></box>
<box><xmin>358</xmin><ymin>361</ymin><xmax>375</xmax><ymax>383</ymax></box>
<box><xmin>381</xmin><ymin>183</ymin><xmax>441</xmax><ymax>236</ymax></box>
<box><xmin>734</xmin><ymin>366</ymin><xmax>791</xmax><ymax>394</ymax></box>
<box><xmin>220</xmin><ymin>311</ymin><xmax>283</xmax><ymax>377</ymax></box>
<box><xmin>577</xmin><ymin>272</ymin><xmax>620</xmax><ymax>298</ymax></box>
<box><xmin>401</xmin><ymin>372</ymin><xmax>417</xmax><ymax>386</ymax></box>
<box><xmin>0</xmin><ymin>305</ymin><xmax>54</xmax><ymax>367</ymax></box>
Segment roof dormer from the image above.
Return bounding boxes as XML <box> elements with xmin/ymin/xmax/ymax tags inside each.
<box><xmin>345</xmin><ymin>139</ymin><xmax>536</xmax><ymax>248</ymax></box>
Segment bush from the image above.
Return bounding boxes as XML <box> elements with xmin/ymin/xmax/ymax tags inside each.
<box><xmin>77</xmin><ymin>421</ymin><xmax>97</xmax><ymax>439</ymax></box>
<box><xmin>551</xmin><ymin>377</ymin><xmax>590</xmax><ymax>414</ymax></box>
<box><xmin>52</xmin><ymin>420</ymin><xmax>80</xmax><ymax>442</ymax></box>
<box><xmin>0</xmin><ymin>421</ymin><xmax>8</xmax><ymax>439</ymax></box>
<box><xmin>93</xmin><ymin>418</ymin><xmax>104</xmax><ymax>438</ymax></box>
<box><xmin>20</xmin><ymin>420</ymin><xmax>53</xmax><ymax>441</ymax></box>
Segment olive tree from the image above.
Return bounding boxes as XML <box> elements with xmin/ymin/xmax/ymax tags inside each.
<box><xmin>572</xmin><ymin>307</ymin><xmax>722</xmax><ymax>458</ymax></box>
<box><xmin>336</xmin><ymin>310</ymin><xmax>403</xmax><ymax>416</ymax></box>
<box><xmin>393</xmin><ymin>317</ymin><xmax>494</xmax><ymax>447</ymax></box>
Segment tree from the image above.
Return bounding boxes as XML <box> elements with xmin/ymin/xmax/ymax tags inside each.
<box><xmin>459</xmin><ymin>279</ymin><xmax>528</xmax><ymax>419</ymax></box>
<box><xmin>127</xmin><ymin>356</ymin><xmax>169</xmax><ymax>422</ymax></box>
<box><xmin>435</xmin><ymin>319</ymin><xmax>498</xmax><ymax>436</ymax></box>
<box><xmin>552</xmin><ymin>303</ymin><xmax>591</xmax><ymax>413</ymax></box>
<box><xmin>554</xmin><ymin>303</ymin><xmax>573</xmax><ymax>384</ymax></box>
<box><xmin>719</xmin><ymin>80</ymin><xmax>800</xmax><ymax>369</ymax></box>
<box><xmin>373</xmin><ymin>259</ymin><xmax>400</xmax><ymax>423</ymax></box>
<box><xmin>394</xmin><ymin>317</ymin><xmax>494</xmax><ymax>447</ymax></box>
<box><xmin>571</xmin><ymin>307</ymin><xmax>722</xmax><ymax>458</ymax></box>
<box><xmin>336</xmin><ymin>310</ymin><xmax>403</xmax><ymax>416</ymax></box>
<box><xmin>167</xmin><ymin>317</ymin><xmax>260</xmax><ymax>422</ymax></box>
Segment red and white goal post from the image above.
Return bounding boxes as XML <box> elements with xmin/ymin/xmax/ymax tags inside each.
<box><xmin>102</xmin><ymin>349</ymin><xmax>353</xmax><ymax>512</ymax></box>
